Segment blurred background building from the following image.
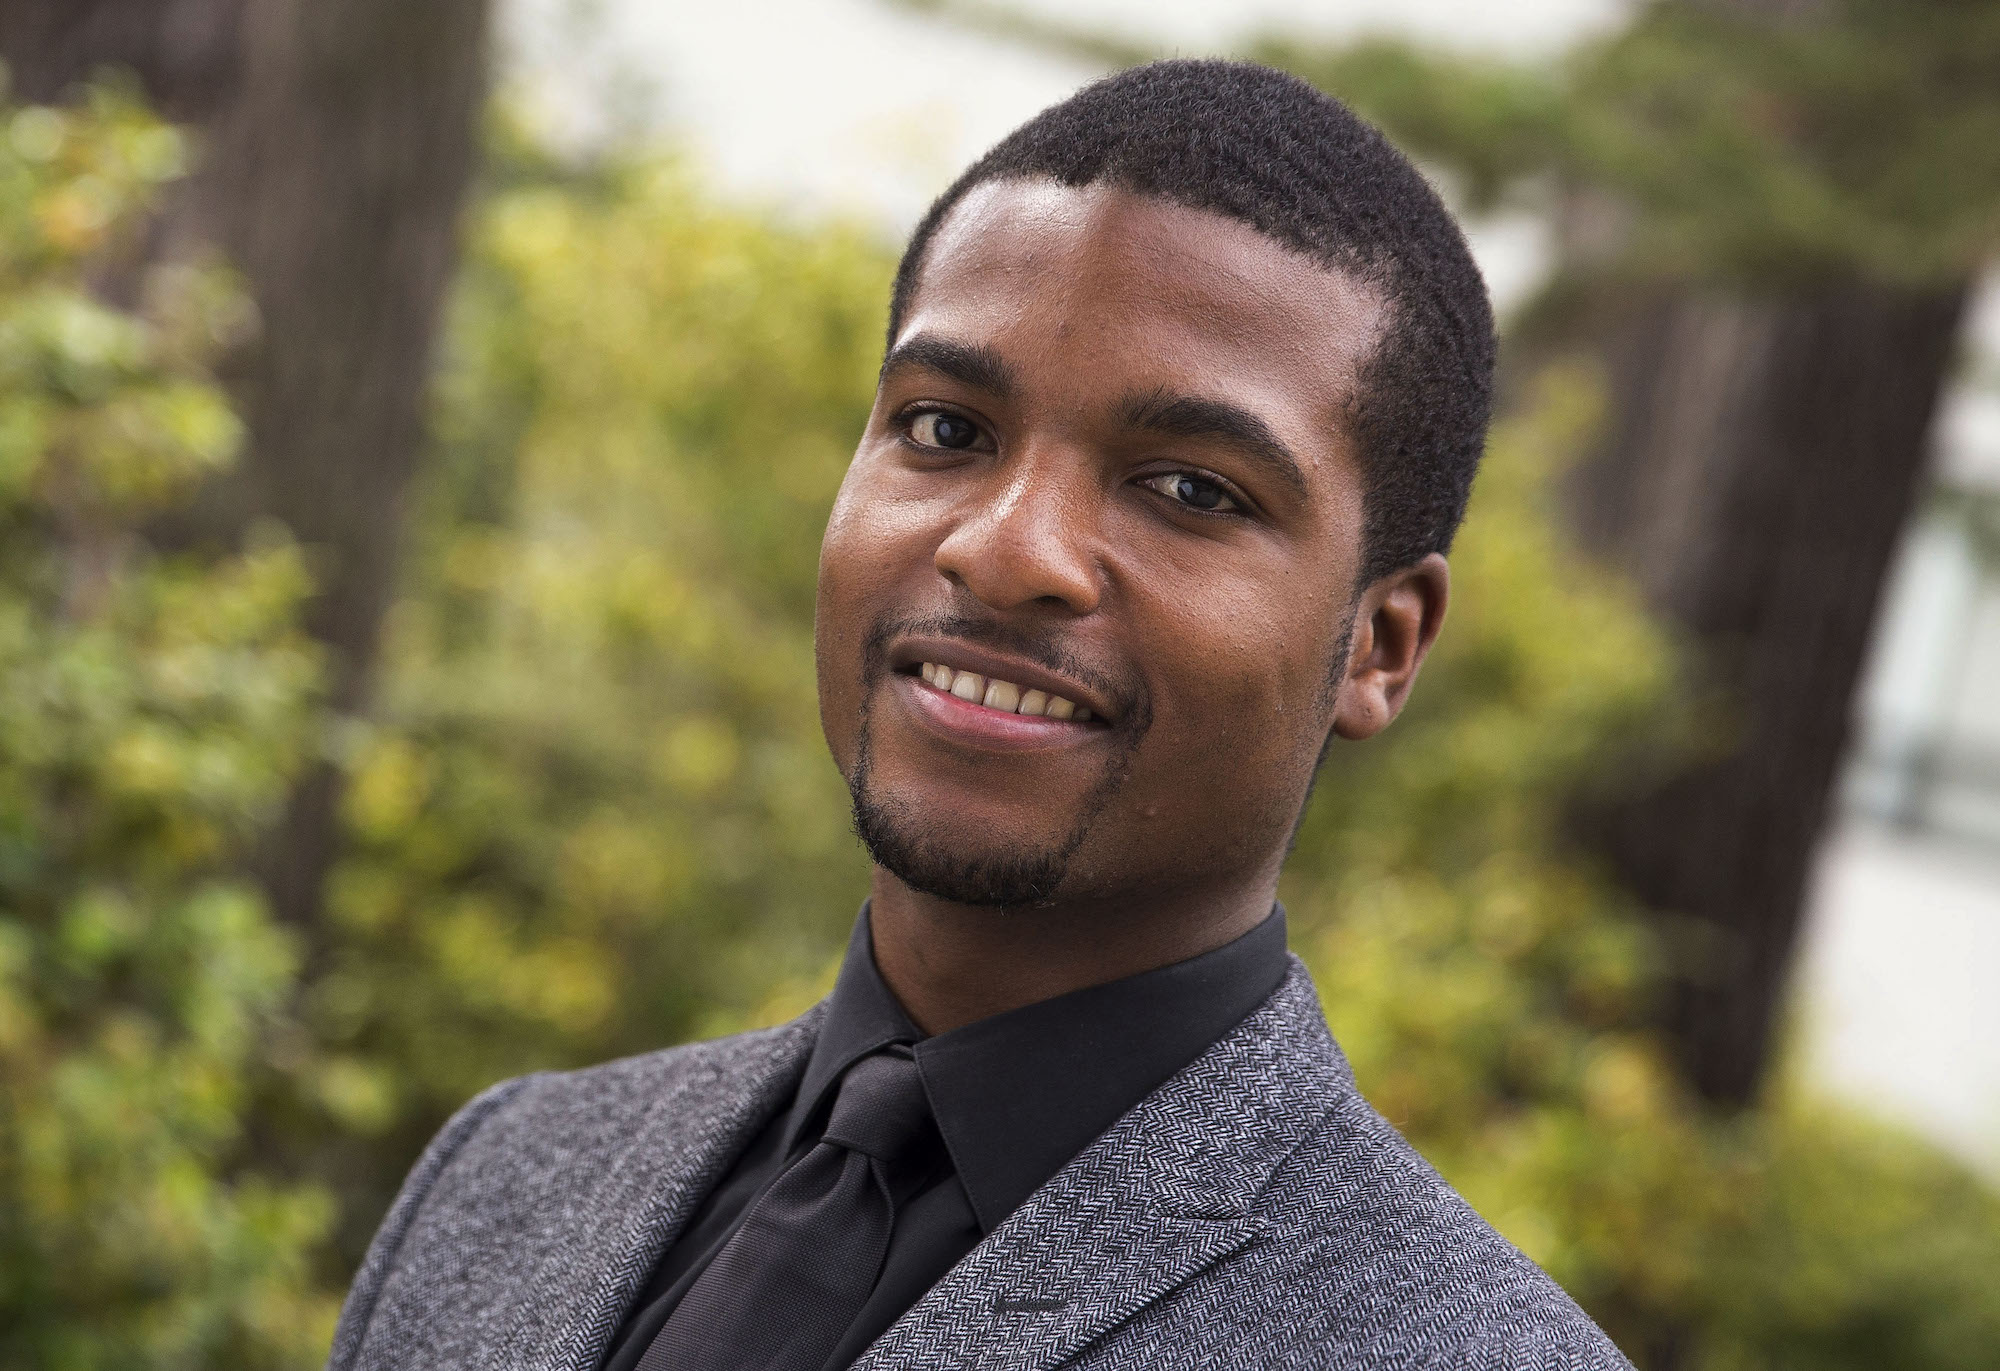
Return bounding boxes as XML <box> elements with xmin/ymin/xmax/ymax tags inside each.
<box><xmin>1815</xmin><ymin>276</ymin><xmax>2000</xmax><ymax>1174</ymax></box>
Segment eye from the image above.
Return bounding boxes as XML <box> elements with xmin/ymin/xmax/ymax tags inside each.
<box><xmin>907</xmin><ymin>409</ymin><xmax>987</xmax><ymax>451</ymax></box>
<box><xmin>1139</xmin><ymin>471</ymin><xmax>1241</xmax><ymax>514</ymax></box>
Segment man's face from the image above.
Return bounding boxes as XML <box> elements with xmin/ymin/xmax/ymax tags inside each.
<box><xmin>815</xmin><ymin>179</ymin><xmax>1391</xmax><ymax>909</ymax></box>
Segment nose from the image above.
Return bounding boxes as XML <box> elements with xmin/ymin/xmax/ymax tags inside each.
<box><xmin>932</xmin><ymin>450</ymin><xmax>1102</xmax><ymax>615</ymax></box>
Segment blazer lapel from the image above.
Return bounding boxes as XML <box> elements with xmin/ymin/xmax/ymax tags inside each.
<box><xmin>851</xmin><ymin>959</ymin><xmax>1349</xmax><ymax>1371</ymax></box>
<box><xmin>489</xmin><ymin>1005</ymin><xmax>826</xmax><ymax>1371</ymax></box>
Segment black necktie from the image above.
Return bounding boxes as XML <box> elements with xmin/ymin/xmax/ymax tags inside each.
<box><xmin>635</xmin><ymin>1049</ymin><xmax>935</xmax><ymax>1371</ymax></box>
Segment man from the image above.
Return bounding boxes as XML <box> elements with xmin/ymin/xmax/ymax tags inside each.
<box><xmin>328</xmin><ymin>59</ymin><xmax>1633</xmax><ymax>1371</ymax></box>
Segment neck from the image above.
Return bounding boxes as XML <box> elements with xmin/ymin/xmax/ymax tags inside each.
<box><xmin>866</xmin><ymin>868</ymin><xmax>1280</xmax><ymax>1035</ymax></box>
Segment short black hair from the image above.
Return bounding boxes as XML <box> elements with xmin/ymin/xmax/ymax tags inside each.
<box><xmin>888</xmin><ymin>58</ymin><xmax>1495</xmax><ymax>585</ymax></box>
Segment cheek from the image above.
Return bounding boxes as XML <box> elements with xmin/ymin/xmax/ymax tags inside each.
<box><xmin>819</xmin><ymin>454</ymin><xmax>942</xmax><ymax>615</ymax></box>
<box><xmin>1062</xmin><ymin>583</ymin><xmax>1336</xmax><ymax>892</ymax></box>
<box><xmin>813</xmin><ymin>454</ymin><xmax>942</xmax><ymax>758</ymax></box>
<box><xmin>1121</xmin><ymin>562</ymin><xmax>1343</xmax><ymax>802</ymax></box>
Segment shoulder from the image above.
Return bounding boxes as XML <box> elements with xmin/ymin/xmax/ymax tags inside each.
<box><xmin>367</xmin><ymin>1006</ymin><xmax>821</xmax><ymax>1225</ymax></box>
<box><xmin>404</xmin><ymin>1013</ymin><xmax>817</xmax><ymax>1217</ymax></box>
<box><xmin>490</xmin><ymin>1009</ymin><xmax>822</xmax><ymax>1128</ymax></box>
<box><xmin>328</xmin><ymin>1010</ymin><xmax>824</xmax><ymax>1369</ymax></box>
<box><xmin>1235</xmin><ymin>1085</ymin><xmax>1632</xmax><ymax>1369</ymax></box>
<box><xmin>1083</xmin><ymin>969</ymin><xmax>1633</xmax><ymax>1370</ymax></box>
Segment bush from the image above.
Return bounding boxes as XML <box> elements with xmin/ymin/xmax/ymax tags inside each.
<box><xmin>299</xmin><ymin>129</ymin><xmax>887</xmax><ymax>1266</ymax></box>
<box><xmin>0</xmin><ymin>78</ymin><xmax>335</xmax><ymax>1368</ymax></box>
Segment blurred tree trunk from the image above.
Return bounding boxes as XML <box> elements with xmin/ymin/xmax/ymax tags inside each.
<box><xmin>0</xmin><ymin>0</ymin><xmax>246</xmax><ymax>120</ymax></box>
<box><xmin>1561</xmin><ymin>282</ymin><xmax>1967</xmax><ymax>1104</ymax></box>
<box><xmin>1540</xmin><ymin>0</ymin><xmax>1978</xmax><ymax>1106</ymax></box>
<box><xmin>0</xmin><ymin>0</ymin><xmax>489</xmax><ymax>929</ymax></box>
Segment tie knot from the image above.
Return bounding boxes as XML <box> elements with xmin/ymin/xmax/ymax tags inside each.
<box><xmin>820</xmin><ymin>1050</ymin><xmax>932</xmax><ymax>1166</ymax></box>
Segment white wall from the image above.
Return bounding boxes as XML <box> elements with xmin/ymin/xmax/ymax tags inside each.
<box><xmin>1793</xmin><ymin>821</ymin><xmax>2000</xmax><ymax>1177</ymax></box>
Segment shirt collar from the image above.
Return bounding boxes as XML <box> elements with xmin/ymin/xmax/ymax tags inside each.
<box><xmin>790</xmin><ymin>901</ymin><xmax>1290</xmax><ymax>1234</ymax></box>
<box><xmin>784</xmin><ymin>911</ymin><xmax>927</xmax><ymax>1155</ymax></box>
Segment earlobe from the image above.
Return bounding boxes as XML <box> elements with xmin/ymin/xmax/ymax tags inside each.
<box><xmin>1330</xmin><ymin>687</ymin><xmax>1386</xmax><ymax>742</ymax></box>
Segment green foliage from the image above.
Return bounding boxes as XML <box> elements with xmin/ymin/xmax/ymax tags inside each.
<box><xmin>297</xmin><ymin>135</ymin><xmax>885</xmax><ymax>1262</ymax></box>
<box><xmin>0</xmin><ymin>79</ymin><xmax>335</xmax><ymax>1367</ymax></box>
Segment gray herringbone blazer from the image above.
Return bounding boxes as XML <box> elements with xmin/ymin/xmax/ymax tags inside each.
<box><xmin>327</xmin><ymin>956</ymin><xmax>1634</xmax><ymax>1370</ymax></box>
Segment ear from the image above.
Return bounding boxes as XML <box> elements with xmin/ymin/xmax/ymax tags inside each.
<box><xmin>1331</xmin><ymin>552</ymin><xmax>1450</xmax><ymax>741</ymax></box>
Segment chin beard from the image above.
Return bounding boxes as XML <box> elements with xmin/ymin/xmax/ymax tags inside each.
<box><xmin>843</xmin><ymin>731</ymin><xmax>1081</xmax><ymax>906</ymax></box>
<box><xmin>844</xmin><ymin>713</ymin><xmax>1137</xmax><ymax>909</ymax></box>
<box><xmin>849</xmin><ymin>775</ymin><xmax>1077</xmax><ymax>908</ymax></box>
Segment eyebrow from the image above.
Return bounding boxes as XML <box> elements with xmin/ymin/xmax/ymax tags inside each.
<box><xmin>879</xmin><ymin>333</ymin><xmax>1018</xmax><ymax>399</ymax></box>
<box><xmin>1119</xmin><ymin>387</ymin><xmax>1310</xmax><ymax>503</ymax></box>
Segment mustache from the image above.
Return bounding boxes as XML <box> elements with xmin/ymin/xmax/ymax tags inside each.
<box><xmin>862</xmin><ymin>608</ymin><xmax>1149</xmax><ymax>730</ymax></box>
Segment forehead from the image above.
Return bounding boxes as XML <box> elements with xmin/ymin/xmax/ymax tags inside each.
<box><xmin>898</xmin><ymin>179</ymin><xmax>1385</xmax><ymax>430</ymax></box>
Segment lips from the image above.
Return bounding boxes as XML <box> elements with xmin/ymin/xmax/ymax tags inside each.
<box><xmin>886</xmin><ymin>634</ymin><xmax>1120</xmax><ymax>728</ymax></box>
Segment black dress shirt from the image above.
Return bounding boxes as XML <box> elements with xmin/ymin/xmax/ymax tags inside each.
<box><xmin>598</xmin><ymin>902</ymin><xmax>1289</xmax><ymax>1371</ymax></box>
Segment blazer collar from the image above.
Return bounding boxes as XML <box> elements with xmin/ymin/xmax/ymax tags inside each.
<box><xmin>850</xmin><ymin>955</ymin><xmax>1350</xmax><ymax>1371</ymax></box>
<box><xmin>494</xmin><ymin>954</ymin><xmax>1345</xmax><ymax>1371</ymax></box>
<box><xmin>792</xmin><ymin>902</ymin><xmax>1293</xmax><ymax>1232</ymax></box>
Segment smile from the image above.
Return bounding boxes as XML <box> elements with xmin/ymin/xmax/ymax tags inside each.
<box><xmin>915</xmin><ymin>662</ymin><xmax>1093</xmax><ymax>721</ymax></box>
<box><xmin>879</xmin><ymin>629</ymin><xmax>1127</xmax><ymax>754</ymax></box>
<box><xmin>886</xmin><ymin>650</ymin><xmax>1114</xmax><ymax>754</ymax></box>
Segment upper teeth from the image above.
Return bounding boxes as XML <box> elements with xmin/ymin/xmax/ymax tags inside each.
<box><xmin>919</xmin><ymin>663</ymin><xmax>1092</xmax><ymax>721</ymax></box>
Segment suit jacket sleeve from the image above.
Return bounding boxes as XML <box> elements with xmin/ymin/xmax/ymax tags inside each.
<box><xmin>324</xmin><ymin>1074</ymin><xmax>539</xmax><ymax>1371</ymax></box>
